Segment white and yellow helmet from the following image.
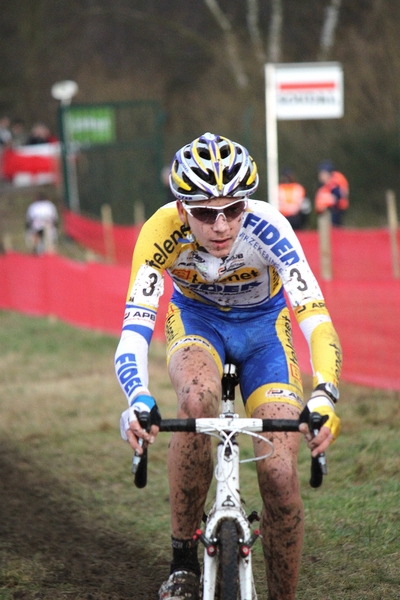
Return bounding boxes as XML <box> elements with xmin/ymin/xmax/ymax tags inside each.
<box><xmin>169</xmin><ymin>132</ymin><xmax>259</xmax><ymax>202</ymax></box>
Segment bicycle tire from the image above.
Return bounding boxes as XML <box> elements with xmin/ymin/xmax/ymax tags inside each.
<box><xmin>217</xmin><ymin>519</ymin><xmax>239</xmax><ymax>600</ymax></box>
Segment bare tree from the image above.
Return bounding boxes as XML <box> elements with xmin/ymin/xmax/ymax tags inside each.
<box><xmin>246</xmin><ymin>0</ymin><xmax>266</xmax><ymax>65</ymax></box>
<box><xmin>267</xmin><ymin>0</ymin><xmax>283</xmax><ymax>63</ymax></box>
<box><xmin>204</xmin><ymin>0</ymin><xmax>249</xmax><ymax>88</ymax></box>
<box><xmin>318</xmin><ymin>0</ymin><xmax>342</xmax><ymax>61</ymax></box>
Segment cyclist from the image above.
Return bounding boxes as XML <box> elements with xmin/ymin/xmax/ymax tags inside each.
<box><xmin>116</xmin><ymin>133</ymin><xmax>342</xmax><ymax>600</ymax></box>
<box><xmin>25</xmin><ymin>194</ymin><xmax>59</xmax><ymax>254</ymax></box>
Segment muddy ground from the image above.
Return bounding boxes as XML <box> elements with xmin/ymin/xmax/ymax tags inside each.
<box><xmin>0</xmin><ymin>438</ymin><xmax>163</xmax><ymax>600</ymax></box>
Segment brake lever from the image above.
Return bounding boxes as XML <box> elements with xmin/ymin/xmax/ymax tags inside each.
<box><xmin>131</xmin><ymin>438</ymin><xmax>144</xmax><ymax>474</ymax></box>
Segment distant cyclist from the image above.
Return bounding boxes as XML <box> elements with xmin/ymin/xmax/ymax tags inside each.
<box><xmin>315</xmin><ymin>160</ymin><xmax>349</xmax><ymax>226</ymax></box>
<box><xmin>25</xmin><ymin>194</ymin><xmax>58</xmax><ymax>254</ymax></box>
<box><xmin>115</xmin><ymin>133</ymin><xmax>342</xmax><ymax>600</ymax></box>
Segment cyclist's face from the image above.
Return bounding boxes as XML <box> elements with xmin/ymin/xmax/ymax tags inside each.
<box><xmin>177</xmin><ymin>197</ymin><xmax>245</xmax><ymax>257</ymax></box>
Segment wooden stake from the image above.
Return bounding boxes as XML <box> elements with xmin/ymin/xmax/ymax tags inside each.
<box><xmin>386</xmin><ymin>189</ymin><xmax>399</xmax><ymax>279</ymax></box>
<box><xmin>101</xmin><ymin>204</ymin><xmax>116</xmax><ymax>264</ymax></box>
<box><xmin>43</xmin><ymin>223</ymin><xmax>56</xmax><ymax>254</ymax></box>
<box><xmin>318</xmin><ymin>210</ymin><xmax>332</xmax><ymax>281</ymax></box>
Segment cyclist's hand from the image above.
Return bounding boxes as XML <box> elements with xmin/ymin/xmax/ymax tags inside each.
<box><xmin>120</xmin><ymin>394</ymin><xmax>161</xmax><ymax>453</ymax></box>
<box><xmin>299</xmin><ymin>394</ymin><xmax>341</xmax><ymax>457</ymax></box>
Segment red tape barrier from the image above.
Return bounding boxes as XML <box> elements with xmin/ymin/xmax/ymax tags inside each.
<box><xmin>0</xmin><ymin>252</ymin><xmax>172</xmax><ymax>342</ymax></box>
<box><xmin>63</xmin><ymin>210</ymin><xmax>142</xmax><ymax>264</ymax></box>
<box><xmin>291</xmin><ymin>278</ymin><xmax>400</xmax><ymax>390</ymax></box>
<box><xmin>297</xmin><ymin>228</ymin><xmax>400</xmax><ymax>280</ymax></box>
<box><xmin>63</xmin><ymin>208</ymin><xmax>400</xmax><ymax>279</ymax></box>
<box><xmin>1</xmin><ymin>222</ymin><xmax>400</xmax><ymax>389</ymax></box>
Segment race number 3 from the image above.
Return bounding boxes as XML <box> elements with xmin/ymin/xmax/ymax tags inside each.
<box><xmin>143</xmin><ymin>273</ymin><xmax>158</xmax><ymax>296</ymax></box>
<box><xmin>290</xmin><ymin>268</ymin><xmax>308</xmax><ymax>292</ymax></box>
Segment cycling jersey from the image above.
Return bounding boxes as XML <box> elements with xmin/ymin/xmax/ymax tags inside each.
<box><xmin>115</xmin><ymin>199</ymin><xmax>342</xmax><ymax>410</ymax></box>
<box><xmin>26</xmin><ymin>200</ymin><xmax>58</xmax><ymax>233</ymax></box>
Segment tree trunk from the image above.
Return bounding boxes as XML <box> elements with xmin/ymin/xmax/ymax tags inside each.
<box><xmin>246</xmin><ymin>0</ymin><xmax>266</xmax><ymax>65</ymax></box>
<box><xmin>204</xmin><ymin>0</ymin><xmax>248</xmax><ymax>88</ymax></box>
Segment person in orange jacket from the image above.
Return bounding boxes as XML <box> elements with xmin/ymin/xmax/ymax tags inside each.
<box><xmin>315</xmin><ymin>160</ymin><xmax>349</xmax><ymax>226</ymax></box>
<box><xmin>278</xmin><ymin>168</ymin><xmax>311</xmax><ymax>230</ymax></box>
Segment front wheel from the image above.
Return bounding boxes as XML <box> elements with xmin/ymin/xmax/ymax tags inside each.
<box><xmin>218</xmin><ymin>519</ymin><xmax>239</xmax><ymax>600</ymax></box>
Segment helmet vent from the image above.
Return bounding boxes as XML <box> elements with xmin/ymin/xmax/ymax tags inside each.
<box><xmin>192</xmin><ymin>167</ymin><xmax>215</xmax><ymax>184</ymax></box>
<box><xmin>236</xmin><ymin>167</ymin><xmax>253</xmax><ymax>190</ymax></box>
<box><xmin>199</xmin><ymin>149</ymin><xmax>211</xmax><ymax>160</ymax></box>
<box><xmin>223</xmin><ymin>163</ymin><xmax>240</xmax><ymax>184</ymax></box>
<box><xmin>181</xmin><ymin>171</ymin><xmax>195</xmax><ymax>190</ymax></box>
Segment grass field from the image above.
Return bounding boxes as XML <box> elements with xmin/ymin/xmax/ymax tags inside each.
<box><xmin>0</xmin><ymin>310</ymin><xmax>399</xmax><ymax>600</ymax></box>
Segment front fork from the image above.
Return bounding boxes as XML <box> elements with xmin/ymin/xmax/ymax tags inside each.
<box><xmin>196</xmin><ymin>439</ymin><xmax>259</xmax><ymax>600</ymax></box>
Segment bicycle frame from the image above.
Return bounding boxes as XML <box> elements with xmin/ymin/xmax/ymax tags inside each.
<box><xmin>194</xmin><ymin>364</ymin><xmax>278</xmax><ymax>600</ymax></box>
<box><xmin>133</xmin><ymin>363</ymin><xmax>326</xmax><ymax>600</ymax></box>
<box><xmin>200</xmin><ymin>419</ymin><xmax>258</xmax><ymax>600</ymax></box>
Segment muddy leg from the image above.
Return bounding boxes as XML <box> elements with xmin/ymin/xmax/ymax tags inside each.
<box><xmin>253</xmin><ymin>403</ymin><xmax>304</xmax><ymax>600</ymax></box>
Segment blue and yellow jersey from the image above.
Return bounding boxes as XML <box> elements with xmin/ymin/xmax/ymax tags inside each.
<box><xmin>116</xmin><ymin>200</ymin><xmax>342</xmax><ymax>403</ymax></box>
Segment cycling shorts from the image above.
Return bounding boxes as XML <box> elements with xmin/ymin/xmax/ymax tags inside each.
<box><xmin>165</xmin><ymin>292</ymin><xmax>304</xmax><ymax>417</ymax></box>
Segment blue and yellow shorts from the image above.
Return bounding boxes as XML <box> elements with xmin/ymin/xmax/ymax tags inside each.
<box><xmin>165</xmin><ymin>293</ymin><xmax>304</xmax><ymax>417</ymax></box>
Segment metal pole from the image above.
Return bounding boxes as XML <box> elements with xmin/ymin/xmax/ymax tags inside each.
<box><xmin>59</xmin><ymin>102</ymin><xmax>80</xmax><ymax>213</ymax></box>
<box><xmin>265</xmin><ymin>63</ymin><xmax>279</xmax><ymax>209</ymax></box>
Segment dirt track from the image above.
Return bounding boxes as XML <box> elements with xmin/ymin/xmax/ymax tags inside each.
<box><xmin>0</xmin><ymin>438</ymin><xmax>162</xmax><ymax>600</ymax></box>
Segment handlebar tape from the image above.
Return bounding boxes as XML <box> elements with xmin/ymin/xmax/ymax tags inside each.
<box><xmin>134</xmin><ymin>447</ymin><xmax>148</xmax><ymax>489</ymax></box>
<box><xmin>134</xmin><ymin>412</ymin><xmax>151</xmax><ymax>489</ymax></box>
<box><xmin>310</xmin><ymin>456</ymin><xmax>324</xmax><ymax>488</ymax></box>
<box><xmin>159</xmin><ymin>418</ymin><xmax>300</xmax><ymax>433</ymax></box>
<box><xmin>159</xmin><ymin>419</ymin><xmax>196</xmax><ymax>432</ymax></box>
<box><xmin>309</xmin><ymin>412</ymin><xmax>329</xmax><ymax>488</ymax></box>
<box><xmin>261</xmin><ymin>419</ymin><xmax>300</xmax><ymax>432</ymax></box>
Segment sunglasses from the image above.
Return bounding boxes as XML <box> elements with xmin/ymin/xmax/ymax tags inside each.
<box><xmin>182</xmin><ymin>199</ymin><xmax>247</xmax><ymax>224</ymax></box>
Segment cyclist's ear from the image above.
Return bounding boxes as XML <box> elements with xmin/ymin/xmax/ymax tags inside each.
<box><xmin>177</xmin><ymin>201</ymin><xmax>186</xmax><ymax>224</ymax></box>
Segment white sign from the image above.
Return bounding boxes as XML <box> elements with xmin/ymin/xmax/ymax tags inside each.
<box><xmin>264</xmin><ymin>62</ymin><xmax>344</xmax><ymax>209</ymax></box>
<box><xmin>274</xmin><ymin>62</ymin><xmax>343</xmax><ymax>120</ymax></box>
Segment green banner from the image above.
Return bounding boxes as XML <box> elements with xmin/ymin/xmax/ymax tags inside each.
<box><xmin>65</xmin><ymin>106</ymin><xmax>116</xmax><ymax>144</ymax></box>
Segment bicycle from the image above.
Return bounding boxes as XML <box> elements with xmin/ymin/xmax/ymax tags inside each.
<box><xmin>132</xmin><ymin>363</ymin><xmax>327</xmax><ymax>600</ymax></box>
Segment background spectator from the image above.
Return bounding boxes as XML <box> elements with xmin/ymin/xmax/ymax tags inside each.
<box><xmin>26</xmin><ymin>122</ymin><xmax>57</xmax><ymax>145</ymax></box>
<box><xmin>315</xmin><ymin>160</ymin><xmax>349</xmax><ymax>227</ymax></box>
<box><xmin>0</xmin><ymin>116</ymin><xmax>12</xmax><ymax>147</ymax></box>
<box><xmin>278</xmin><ymin>168</ymin><xmax>311</xmax><ymax>230</ymax></box>
<box><xmin>10</xmin><ymin>118</ymin><xmax>28</xmax><ymax>147</ymax></box>
<box><xmin>25</xmin><ymin>193</ymin><xmax>59</xmax><ymax>254</ymax></box>
<box><xmin>0</xmin><ymin>116</ymin><xmax>12</xmax><ymax>180</ymax></box>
